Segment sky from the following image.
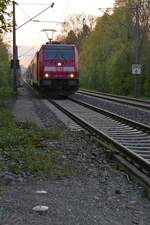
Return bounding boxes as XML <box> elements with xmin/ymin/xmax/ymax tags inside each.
<box><xmin>8</xmin><ymin>0</ymin><xmax>114</xmax><ymax>66</ymax></box>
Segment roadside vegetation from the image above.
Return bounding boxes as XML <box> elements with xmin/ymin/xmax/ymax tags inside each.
<box><xmin>0</xmin><ymin>37</ymin><xmax>12</xmax><ymax>97</ymax></box>
<box><xmin>0</xmin><ymin>118</ymin><xmax>74</xmax><ymax>177</ymax></box>
<box><xmin>60</xmin><ymin>0</ymin><xmax>150</xmax><ymax>98</ymax></box>
<box><xmin>0</xmin><ymin>38</ymin><xmax>74</xmax><ymax>178</ymax></box>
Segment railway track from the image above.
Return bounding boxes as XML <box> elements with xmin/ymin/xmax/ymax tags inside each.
<box><xmin>78</xmin><ymin>89</ymin><xmax>150</xmax><ymax>110</ymax></box>
<box><xmin>48</xmin><ymin>97</ymin><xmax>150</xmax><ymax>188</ymax></box>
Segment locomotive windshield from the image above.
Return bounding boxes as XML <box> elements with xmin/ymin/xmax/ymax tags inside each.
<box><xmin>44</xmin><ymin>47</ymin><xmax>75</xmax><ymax>61</ymax></box>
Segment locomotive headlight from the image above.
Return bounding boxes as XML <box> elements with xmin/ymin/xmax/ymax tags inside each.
<box><xmin>69</xmin><ymin>73</ymin><xmax>74</xmax><ymax>78</ymax></box>
<box><xmin>57</xmin><ymin>62</ymin><xmax>62</xmax><ymax>66</ymax></box>
<box><xmin>45</xmin><ymin>73</ymin><xmax>49</xmax><ymax>78</ymax></box>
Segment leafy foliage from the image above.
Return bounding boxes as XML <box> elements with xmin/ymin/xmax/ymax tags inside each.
<box><xmin>59</xmin><ymin>2</ymin><xmax>150</xmax><ymax>98</ymax></box>
<box><xmin>79</xmin><ymin>1</ymin><xmax>150</xmax><ymax>97</ymax></box>
<box><xmin>0</xmin><ymin>0</ymin><xmax>11</xmax><ymax>33</ymax></box>
<box><xmin>0</xmin><ymin>37</ymin><xmax>12</xmax><ymax>98</ymax></box>
<box><xmin>61</xmin><ymin>14</ymin><xmax>96</xmax><ymax>49</ymax></box>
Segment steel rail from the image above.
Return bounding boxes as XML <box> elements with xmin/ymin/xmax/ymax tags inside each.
<box><xmin>79</xmin><ymin>89</ymin><xmax>150</xmax><ymax>104</ymax></box>
<box><xmin>69</xmin><ymin>97</ymin><xmax>150</xmax><ymax>134</ymax></box>
<box><xmin>48</xmin><ymin>98</ymin><xmax>150</xmax><ymax>174</ymax></box>
<box><xmin>78</xmin><ymin>90</ymin><xmax>150</xmax><ymax>110</ymax></box>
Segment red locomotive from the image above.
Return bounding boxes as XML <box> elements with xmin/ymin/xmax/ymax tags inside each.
<box><xmin>26</xmin><ymin>43</ymin><xmax>79</xmax><ymax>96</ymax></box>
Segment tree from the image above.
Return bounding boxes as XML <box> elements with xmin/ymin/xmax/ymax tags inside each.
<box><xmin>80</xmin><ymin>6</ymin><xmax>134</xmax><ymax>94</ymax></box>
<box><xmin>0</xmin><ymin>0</ymin><xmax>11</xmax><ymax>33</ymax></box>
<box><xmin>62</xmin><ymin>14</ymin><xmax>95</xmax><ymax>36</ymax></box>
<box><xmin>65</xmin><ymin>30</ymin><xmax>77</xmax><ymax>44</ymax></box>
<box><xmin>76</xmin><ymin>1</ymin><xmax>150</xmax><ymax>97</ymax></box>
<box><xmin>0</xmin><ymin>36</ymin><xmax>11</xmax><ymax>93</ymax></box>
<box><xmin>61</xmin><ymin>14</ymin><xmax>96</xmax><ymax>49</ymax></box>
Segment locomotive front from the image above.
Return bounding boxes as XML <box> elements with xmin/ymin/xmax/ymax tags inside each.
<box><xmin>39</xmin><ymin>44</ymin><xmax>79</xmax><ymax>95</ymax></box>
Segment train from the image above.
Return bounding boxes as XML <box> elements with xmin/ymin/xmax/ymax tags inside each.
<box><xmin>26</xmin><ymin>42</ymin><xmax>79</xmax><ymax>96</ymax></box>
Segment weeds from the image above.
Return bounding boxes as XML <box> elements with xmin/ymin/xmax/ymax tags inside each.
<box><xmin>0</xmin><ymin>100</ymin><xmax>74</xmax><ymax>178</ymax></box>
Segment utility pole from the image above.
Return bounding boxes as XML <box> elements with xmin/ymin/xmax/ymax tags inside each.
<box><xmin>12</xmin><ymin>1</ymin><xmax>17</xmax><ymax>92</ymax></box>
<box><xmin>133</xmin><ymin>3</ymin><xmax>140</xmax><ymax>97</ymax></box>
<box><xmin>135</xmin><ymin>4</ymin><xmax>139</xmax><ymax>65</ymax></box>
<box><xmin>11</xmin><ymin>1</ymin><xmax>55</xmax><ymax>92</ymax></box>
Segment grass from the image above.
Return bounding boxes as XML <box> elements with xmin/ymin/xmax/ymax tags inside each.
<box><xmin>0</xmin><ymin>45</ymin><xmax>74</xmax><ymax>178</ymax></box>
<box><xmin>0</xmin><ymin>97</ymin><xmax>75</xmax><ymax>178</ymax></box>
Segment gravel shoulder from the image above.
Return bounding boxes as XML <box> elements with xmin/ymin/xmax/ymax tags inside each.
<box><xmin>1</xmin><ymin>85</ymin><xmax>150</xmax><ymax>225</ymax></box>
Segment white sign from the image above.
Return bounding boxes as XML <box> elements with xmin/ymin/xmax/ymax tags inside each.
<box><xmin>132</xmin><ymin>64</ymin><xmax>142</xmax><ymax>75</ymax></box>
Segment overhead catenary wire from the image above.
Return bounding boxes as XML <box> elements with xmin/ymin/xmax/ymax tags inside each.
<box><xmin>17</xmin><ymin>4</ymin><xmax>32</xmax><ymax>20</ymax></box>
<box><xmin>20</xmin><ymin>57</ymin><xmax>32</xmax><ymax>66</ymax></box>
<box><xmin>18</xmin><ymin>47</ymin><xmax>36</xmax><ymax>58</ymax></box>
<box><xmin>19</xmin><ymin>54</ymin><xmax>35</xmax><ymax>57</ymax></box>
<box><xmin>18</xmin><ymin>3</ymin><xmax>50</xmax><ymax>5</ymax></box>
<box><xmin>16</xmin><ymin>2</ymin><xmax>55</xmax><ymax>30</ymax></box>
<box><xmin>17</xmin><ymin>28</ymin><xmax>47</xmax><ymax>64</ymax></box>
<box><xmin>32</xmin><ymin>20</ymin><xmax>65</xmax><ymax>24</ymax></box>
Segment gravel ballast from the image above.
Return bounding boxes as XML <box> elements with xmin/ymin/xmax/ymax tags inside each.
<box><xmin>72</xmin><ymin>93</ymin><xmax>150</xmax><ymax>126</ymax></box>
<box><xmin>1</xmin><ymin>85</ymin><xmax>150</xmax><ymax>225</ymax></box>
<box><xmin>0</xmin><ymin>130</ymin><xmax>150</xmax><ymax>225</ymax></box>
